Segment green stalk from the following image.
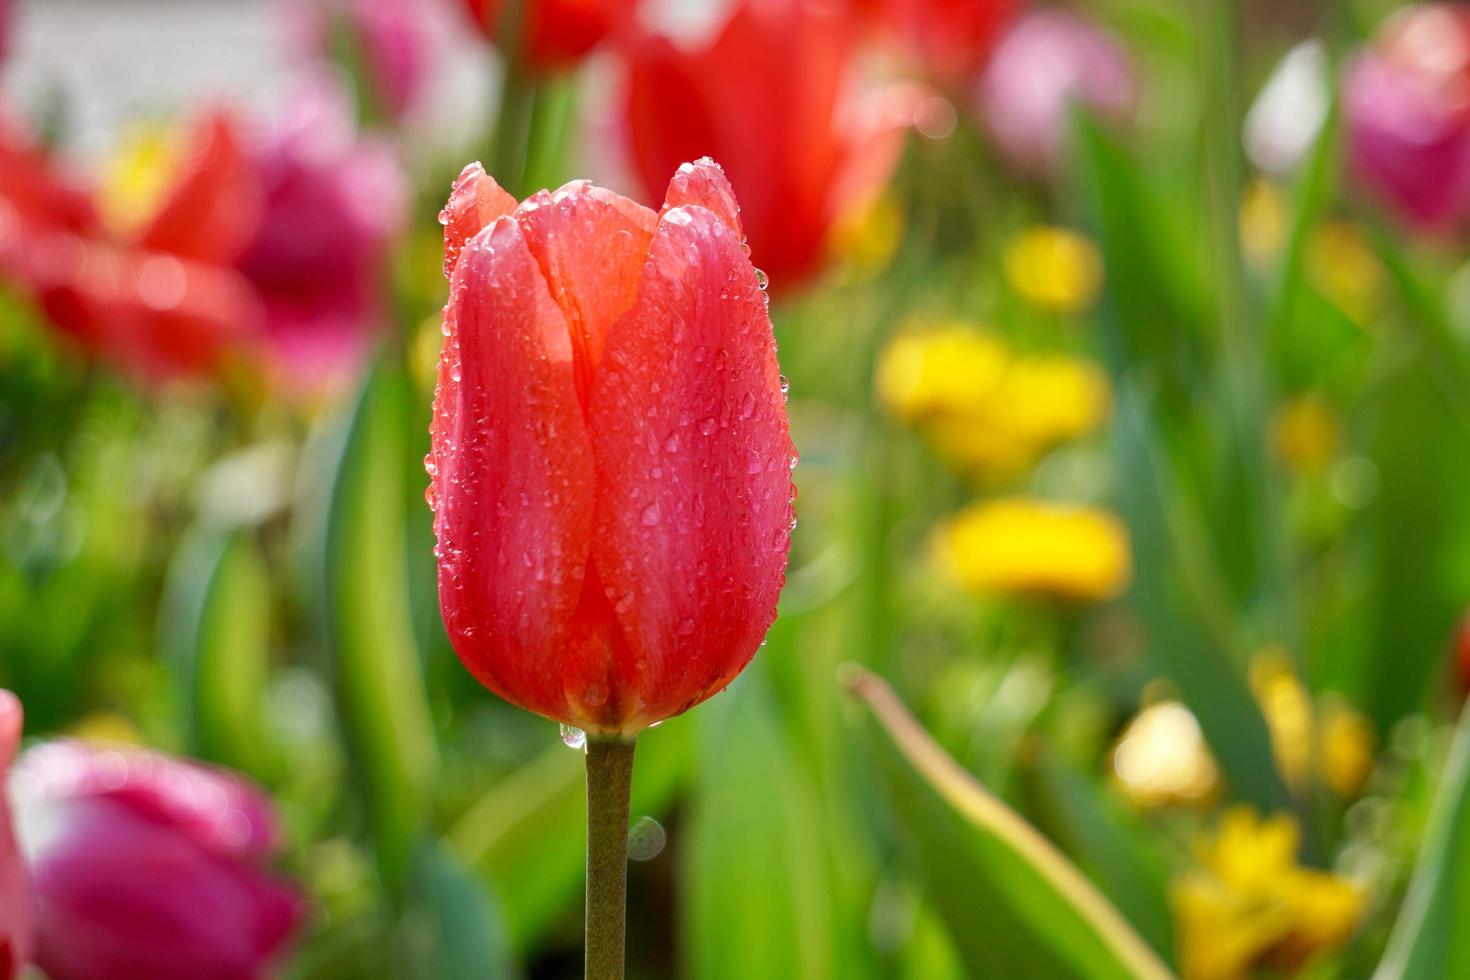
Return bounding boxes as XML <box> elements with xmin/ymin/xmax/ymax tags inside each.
<box><xmin>488</xmin><ymin>0</ymin><xmax>536</xmax><ymax>194</ymax></box>
<box><xmin>586</xmin><ymin>737</ymin><xmax>636</xmax><ymax>980</ymax></box>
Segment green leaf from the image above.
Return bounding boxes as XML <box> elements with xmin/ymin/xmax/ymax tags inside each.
<box><xmin>401</xmin><ymin>840</ymin><xmax>521</xmax><ymax>980</ymax></box>
<box><xmin>311</xmin><ymin>353</ymin><xmax>440</xmax><ymax>896</ymax></box>
<box><xmin>1373</xmin><ymin>701</ymin><xmax>1470</xmax><ymax>979</ymax></box>
<box><xmin>848</xmin><ymin>667</ymin><xmax>1176</xmax><ymax>980</ymax></box>
<box><xmin>683</xmin><ymin>666</ymin><xmax>838</xmax><ymax>980</ymax></box>
<box><xmin>160</xmin><ymin>525</ymin><xmax>272</xmax><ymax>775</ymax></box>
<box><xmin>1028</xmin><ymin>754</ymin><xmax>1175</xmax><ymax>963</ymax></box>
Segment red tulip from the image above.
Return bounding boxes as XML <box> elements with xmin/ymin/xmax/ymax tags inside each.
<box><xmin>429</xmin><ymin>158</ymin><xmax>795</xmax><ymax>734</ymax></box>
<box><xmin>976</xmin><ymin>9</ymin><xmax>1138</xmax><ymax>175</ymax></box>
<box><xmin>0</xmin><ymin>116</ymin><xmax>262</xmax><ymax>382</ymax></box>
<box><xmin>0</xmin><ymin>692</ymin><xmax>31</xmax><ymax>980</ymax></box>
<box><xmin>620</xmin><ymin>0</ymin><xmax>910</xmax><ymax>291</ymax></box>
<box><xmin>1344</xmin><ymin>4</ymin><xmax>1470</xmax><ymax>233</ymax></box>
<box><xmin>8</xmin><ymin>741</ymin><xmax>301</xmax><ymax>980</ymax></box>
<box><xmin>863</xmin><ymin>0</ymin><xmax>1018</xmax><ymax>85</ymax></box>
<box><xmin>459</xmin><ymin>0</ymin><xmax>638</xmax><ymax>71</ymax></box>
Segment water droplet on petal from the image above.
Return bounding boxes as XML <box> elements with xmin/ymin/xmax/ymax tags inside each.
<box><xmin>560</xmin><ymin>725</ymin><xmax>586</xmax><ymax>750</ymax></box>
<box><xmin>641</xmin><ymin>502</ymin><xmax>661</xmax><ymax>526</ymax></box>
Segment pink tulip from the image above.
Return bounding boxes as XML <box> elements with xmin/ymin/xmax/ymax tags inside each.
<box><xmin>1344</xmin><ymin>4</ymin><xmax>1470</xmax><ymax>232</ymax></box>
<box><xmin>976</xmin><ymin>9</ymin><xmax>1138</xmax><ymax>175</ymax></box>
<box><xmin>0</xmin><ymin>692</ymin><xmax>31</xmax><ymax>980</ymax></box>
<box><xmin>8</xmin><ymin>741</ymin><xmax>301</xmax><ymax>980</ymax></box>
<box><xmin>236</xmin><ymin>74</ymin><xmax>407</xmax><ymax>389</ymax></box>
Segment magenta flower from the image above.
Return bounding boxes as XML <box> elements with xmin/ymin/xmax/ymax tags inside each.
<box><xmin>237</xmin><ymin>74</ymin><xmax>407</xmax><ymax>390</ymax></box>
<box><xmin>0</xmin><ymin>692</ymin><xmax>31</xmax><ymax>980</ymax></box>
<box><xmin>1344</xmin><ymin>4</ymin><xmax>1470</xmax><ymax>233</ymax></box>
<box><xmin>8</xmin><ymin>740</ymin><xmax>302</xmax><ymax>980</ymax></box>
<box><xmin>975</xmin><ymin>9</ymin><xmax>1138</xmax><ymax>175</ymax></box>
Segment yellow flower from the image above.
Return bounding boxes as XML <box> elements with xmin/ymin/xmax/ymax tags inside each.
<box><xmin>1308</xmin><ymin>221</ymin><xmax>1383</xmax><ymax>325</ymax></box>
<box><xmin>1250</xmin><ymin>648</ymin><xmax>1316</xmax><ymax>792</ymax></box>
<box><xmin>1112</xmin><ymin>699</ymin><xmax>1221</xmax><ymax>808</ymax></box>
<box><xmin>1272</xmin><ymin>394</ymin><xmax>1341</xmax><ymax>476</ymax></box>
<box><xmin>1319</xmin><ymin>697</ymin><xmax>1375</xmax><ymax>798</ymax></box>
<box><xmin>874</xmin><ymin>323</ymin><xmax>1010</xmax><ymax>423</ymax></box>
<box><xmin>1239</xmin><ymin>178</ymin><xmax>1289</xmax><ymax>270</ymax></box>
<box><xmin>828</xmin><ymin>193</ymin><xmax>903</xmax><ymax>277</ymax></box>
<box><xmin>876</xmin><ymin>323</ymin><xmax>1111</xmax><ymax>480</ymax></box>
<box><xmin>1003</xmin><ymin>226</ymin><xmax>1104</xmax><ymax>314</ymax></box>
<box><xmin>935</xmin><ymin>497</ymin><xmax>1131</xmax><ymax>602</ymax></box>
<box><xmin>1248</xmin><ymin>649</ymin><xmax>1378</xmax><ymax>798</ymax></box>
<box><xmin>1173</xmin><ymin>808</ymin><xmax>1365</xmax><ymax>980</ymax></box>
<box><xmin>98</xmin><ymin>123</ymin><xmax>181</xmax><ymax>237</ymax></box>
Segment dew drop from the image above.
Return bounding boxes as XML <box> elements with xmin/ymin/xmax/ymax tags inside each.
<box><xmin>754</xmin><ymin>268</ymin><xmax>769</xmax><ymax>290</ymax></box>
<box><xmin>627</xmin><ymin>816</ymin><xmax>667</xmax><ymax>861</ymax></box>
<box><xmin>641</xmin><ymin>502</ymin><xmax>661</xmax><ymax>526</ymax></box>
<box><xmin>698</xmin><ymin>417</ymin><xmax>717</xmax><ymax>436</ymax></box>
<box><xmin>560</xmin><ymin>725</ymin><xmax>586</xmax><ymax>750</ymax></box>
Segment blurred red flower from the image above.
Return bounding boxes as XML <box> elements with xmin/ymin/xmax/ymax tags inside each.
<box><xmin>8</xmin><ymin>740</ymin><xmax>302</xmax><ymax>980</ymax></box>
<box><xmin>0</xmin><ymin>692</ymin><xmax>31</xmax><ymax>980</ymax></box>
<box><xmin>0</xmin><ymin>78</ymin><xmax>404</xmax><ymax>391</ymax></box>
<box><xmin>0</xmin><ymin>116</ymin><xmax>262</xmax><ymax>382</ymax></box>
<box><xmin>1345</xmin><ymin>3</ymin><xmax>1470</xmax><ymax>233</ymax></box>
<box><xmin>976</xmin><ymin>9</ymin><xmax>1138</xmax><ymax>175</ymax></box>
<box><xmin>459</xmin><ymin>0</ymin><xmax>639</xmax><ymax>71</ymax></box>
<box><xmin>429</xmin><ymin>158</ymin><xmax>795</xmax><ymax>734</ymax></box>
<box><xmin>860</xmin><ymin>0</ymin><xmax>1018</xmax><ymax>85</ymax></box>
<box><xmin>620</xmin><ymin>0</ymin><xmax>911</xmax><ymax>292</ymax></box>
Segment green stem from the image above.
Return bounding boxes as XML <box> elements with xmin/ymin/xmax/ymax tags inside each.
<box><xmin>585</xmin><ymin>737</ymin><xmax>636</xmax><ymax>980</ymax></box>
<box><xmin>488</xmin><ymin>0</ymin><xmax>536</xmax><ymax>194</ymax></box>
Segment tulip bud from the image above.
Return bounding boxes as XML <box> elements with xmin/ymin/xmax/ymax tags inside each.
<box><xmin>620</xmin><ymin>0</ymin><xmax>911</xmax><ymax>291</ymax></box>
<box><xmin>429</xmin><ymin>157</ymin><xmax>795</xmax><ymax>735</ymax></box>
<box><xmin>1344</xmin><ymin>3</ymin><xmax>1470</xmax><ymax>232</ymax></box>
<box><xmin>0</xmin><ymin>692</ymin><xmax>31</xmax><ymax>980</ymax></box>
<box><xmin>459</xmin><ymin>0</ymin><xmax>637</xmax><ymax>71</ymax></box>
<box><xmin>976</xmin><ymin>10</ymin><xmax>1138</xmax><ymax>175</ymax></box>
<box><xmin>8</xmin><ymin>741</ymin><xmax>302</xmax><ymax>980</ymax></box>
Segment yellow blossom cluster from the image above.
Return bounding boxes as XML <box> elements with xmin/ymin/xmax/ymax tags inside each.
<box><xmin>1173</xmin><ymin>808</ymin><xmax>1365</xmax><ymax>980</ymax></box>
<box><xmin>934</xmin><ymin>498</ymin><xmax>1131</xmax><ymax>603</ymax></box>
<box><xmin>1251</xmin><ymin>650</ymin><xmax>1376</xmax><ymax>798</ymax></box>
<box><xmin>876</xmin><ymin>322</ymin><xmax>1111</xmax><ymax>480</ymax></box>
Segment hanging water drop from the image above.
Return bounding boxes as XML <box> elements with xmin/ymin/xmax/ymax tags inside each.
<box><xmin>560</xmin><ymin>724</ymin><xmax>587</xmax><ymax>750</ymax></box>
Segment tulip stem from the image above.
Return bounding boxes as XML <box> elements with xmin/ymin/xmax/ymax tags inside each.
<box><xmin>585</xmin><ymin>736</ymin><xmax>636</xmax><ymax>980</ymax></box>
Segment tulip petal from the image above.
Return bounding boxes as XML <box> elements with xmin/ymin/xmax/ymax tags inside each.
<box><xmin>588</xmin><ymin>205</ymin><xmax>794</xmax><ymax>729</ymax></box>
<box><xmin>432</xmin><ymin>216</ymin><xmax>595</xmax><ymax>724</ymax></box>
<box><xmin>439</xmin><ymin>162</ymin><xmax>518</xmax><ymax>279</ymax></box>
<box><xmin>515</xmin><ymin>181</ymin><xmax>656</xmax><ymax>394</ymax></box>
<box><xmin>11</xmin><ymin>742</ymin><xmax>282</xmax><ymax>861</ymax></box>
<box><xmin>661</xmin><ymin>158</ymin><xmax>742</xmax><ymax>238</ymax></box>
<box><xmin>29</xmin><ymin>799</ymin><xmax>299</xmax><ymax>980</ymax></box>
<box><xmin>0</xmin><ymin>691</ymin><xmax>30</xmax><ymax>980</ymax></box>
<box><xmin>137</xmin><ymin>110</ymin><xmax>262</xmax><ymax>265</ymax></box>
